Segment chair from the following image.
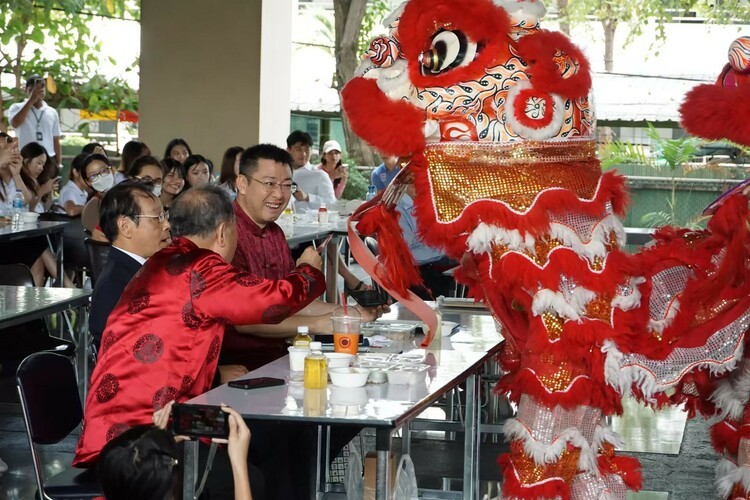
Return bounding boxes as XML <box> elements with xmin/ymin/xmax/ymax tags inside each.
<box><xmin>16</xmin><ymin>352</ymin><xmax>101</xmax><ymax>499</ymax></box>
<box><xmin>0</xmin><ymin>265</ymin><xmax>76</xmax><ymax>359</ymax></box>
<box><xmin>84</xmin><ymin>238</ymin><xmax>111</xmax><ymax>287</ymax></box>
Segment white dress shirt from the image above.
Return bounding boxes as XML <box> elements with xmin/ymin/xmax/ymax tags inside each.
<box><xmin>8</xmin><ymin>100</ymin><xmax>61</xmax><ymax>158</ymax></box>
<box><xmin>292</xmin><ymin>162</ymin><xmax>336</xmax><ymax>212</ymax></box>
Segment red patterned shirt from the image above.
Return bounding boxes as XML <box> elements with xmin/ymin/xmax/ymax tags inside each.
<box><xmin>221</xmin><ymin>202</ymin><xmax>302</xmax><ymax>369</ymax></box>
<box><xmin>74</xmin><ymin>237</ymin><xmax>324</xmax><ymax>466</ymax></box>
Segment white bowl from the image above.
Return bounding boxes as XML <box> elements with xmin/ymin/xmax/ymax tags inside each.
<box><xmin>329</xmin><ymin>367</ymin><xmax>370</xmax><ymax>388</ymax></box>
<box><xmin>386</xmin><ymin>364</ymin><xmax>429</xmax><ymax>385</ymax></box>
<box><xmin>324</xmin><ymin>352</ymin><xmax>355</xmax><ymax>369</ymax></box>
<box><xmin>21</xmin><ymin>212</ymin><xmax>39</xmax><ymax>223</ymax></box>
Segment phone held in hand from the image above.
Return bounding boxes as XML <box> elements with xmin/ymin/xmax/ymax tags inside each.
<box><xmin>171</xmin><ymin>403</ymin><xmax>229</xmax><ymax>438</ymax></box>
<box><xmin>227</xmin><ymin>377</ymin><xmax>285</xmax><ymax>390</ymax></box>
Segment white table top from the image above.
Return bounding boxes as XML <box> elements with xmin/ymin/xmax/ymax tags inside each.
<box><xmin>187</xmin><ymin>305</ymin><xmax>503</xmax><ymax>428</ymax></box>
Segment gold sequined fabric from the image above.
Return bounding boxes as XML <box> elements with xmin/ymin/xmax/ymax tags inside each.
<box><xmin>424</xmin><ymin>140</ymin><xmax>600</xmax><ymax>222</ymax></box>
<box><xmin>542</xmin><ymin>312</ymin><xmax>564</xmax><ymax>340</ymax></box>
<box><xmin>510</xmin><ymin>440</ymin><xmax>580</xmax><ymax>486</ymax></box>
<box><xmin>536</xmin><ymin>353</ymin><xmax>586</xmax><ymax>393</ymax></box>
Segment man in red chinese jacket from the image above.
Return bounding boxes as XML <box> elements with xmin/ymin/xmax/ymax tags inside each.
<box><xmin>74</xmin><ymin>185</ymin><xmax>325</xmax><ymax>468</ymax></box>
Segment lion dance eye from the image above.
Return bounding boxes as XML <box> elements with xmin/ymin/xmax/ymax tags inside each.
<box><xmin>419</xmin><ymin>30</ymin><xmax>478</xmax><ymax>75</ymax></box>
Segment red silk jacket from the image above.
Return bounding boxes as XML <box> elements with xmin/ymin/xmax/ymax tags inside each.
<box><xmin>74</xmin><ymin>237</ymin><xmax>325</xmax><ymax>466</ymax></box>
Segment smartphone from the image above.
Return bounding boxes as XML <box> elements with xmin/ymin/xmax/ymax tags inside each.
<box><xmin>347</xmin><ymin>288</ymin><xmax>390</xmax><ymax>307</ymax></box>
<box><xmin>171</xmin><ymin>403</ymin><xmax>229</xmax><ymax>438</ymax></box>
<box><xmin>315</xmin><ymin>233</ymin><xmax>334</xmax><ymax>253</ymax></box>
<box><xmin>227</xmin><ymin>377</ymin><xmax>285</xmax><ymax>390</ymax></box>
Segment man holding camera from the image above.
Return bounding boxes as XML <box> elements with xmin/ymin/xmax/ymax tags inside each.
<box><xmin>8</xmin><ymin>75</ymin><xmax>62</xmax><ymax>166</ymax></box>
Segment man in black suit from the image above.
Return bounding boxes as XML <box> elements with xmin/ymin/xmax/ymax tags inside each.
<box><xmin>89</xmin><ymin>181</ymin><xmax>172</xmax><ymax>350</ymax></box>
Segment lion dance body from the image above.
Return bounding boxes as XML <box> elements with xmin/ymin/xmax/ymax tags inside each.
<box><xmin>341</xmin><ymin>0</ymin><xmax>750</xmax><ymax>498</ymax></box>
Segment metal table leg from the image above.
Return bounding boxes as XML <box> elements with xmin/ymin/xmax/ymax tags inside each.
<box><xmin>183</xmin><ymin>440</ymin><xmax>198</xmax><ymax>500</ymax></box>
<box><xmin>463</xmin><ymin>373</ymin><xmax>480</xmax><ymax>500</ymax></box>
<box><xmin>325</xmin><ymin>234</ymin><xmax>342</xmax><ymax>303</ymax></box>
<box><xmin>76</xmin><ymin>305</ymin><xmax>90</xmax><ymax>403</ymax></box>
<box><xmin>375</xmin><ymin>428</ymin><xmax>392</xmax><ymax>500</ymax></box>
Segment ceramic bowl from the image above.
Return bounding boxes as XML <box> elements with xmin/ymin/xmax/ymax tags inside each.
<box><xmin>329</xmin><ymin>367</ymin><xmax>371</xmax><ymax>388</ymax></box>
<box><xmin>324</xmin><ymin>352</ymin><xmax>355</xmax><ymax>369</ymax></box>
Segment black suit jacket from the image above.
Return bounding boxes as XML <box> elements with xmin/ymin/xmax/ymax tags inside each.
<box><xmin>89</xmin><ymin>247</ymin><xmax>142</xmax><ymax>349</ymax></box>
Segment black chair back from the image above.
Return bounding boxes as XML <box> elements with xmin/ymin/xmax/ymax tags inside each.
<box><xmin>84</xmin><ymin>238</ymin><xmax>111</xmax><ymax>286</ymax></box>
<box><xmin>17</xmin><ymin>352</ymin><xmax>83</xmax><ymax>445</ymax></box>
<box><xmin>0</xmin><ymin>264</ymin><xmax>34</xmax><ymax>287</ymax></box>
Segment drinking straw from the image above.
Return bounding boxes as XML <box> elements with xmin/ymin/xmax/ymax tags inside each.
<box><xmin>341</xmin><ymin>291</ymin><xmax>348</xmax><ymax>333</ymax></box>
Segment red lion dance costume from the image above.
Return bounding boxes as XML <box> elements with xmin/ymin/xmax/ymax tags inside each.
<box><xmin>341</xmin><ymin>0</ymin><xmax>750</xmax><ymax>497</ymax></box>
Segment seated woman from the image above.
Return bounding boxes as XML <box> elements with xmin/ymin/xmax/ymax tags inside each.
<box><xmin>20</xmin><ymin>142</ymin><xmax>58</xmax><ymax>213</ymax></box>
<box><xmin>0</xmin><ymin>137</ymin><xmax>67</xmax><ymax>286</ymax></box>
<box><xmin>159</xmin><ymin>158</ymin><xmax>186</xmax><ymax>212</ymax></box>
<box><xmin>183</xmin><ymin>154</ymin><xmax>213</xmax><ymax>189</ymax></box>
<box><xmin>78</xmin><ymin>154</ymin><xmax>117</xmax><ymax>239</ymax></box>
<box><xmin>98</xmin><ymin>403</ymin><xmax>254</xmax><ymax>500</ymax></box>
<box><xmin>163</xmin><ymin>137</ymin><xmax>192</xmax><ymax>164</ymax></box>
<box><xmin>55</xmin><ymin>153</ymin><xmax>94</xmax><ymax>216</ymax></box>
<box><xmin>219</xmin><ymin>146</ymin><xmax>244</xmax><ymax>199</ymax></box>
<box><xmin>117</xmin><ymin>140</ymin><xmax>151</xmax><ymax>184</ymax></box>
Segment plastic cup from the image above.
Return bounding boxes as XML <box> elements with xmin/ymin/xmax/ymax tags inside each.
<box><xmin>288</xmin><ymin>346</ymin><xmax>309</xmax><ymax>378</ymax></box>
<box><xmin>332</xmin><ymin>315</ymin><xmax>361</xmax><ymax>355</ymax></box>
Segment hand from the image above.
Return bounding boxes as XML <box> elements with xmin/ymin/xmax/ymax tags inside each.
<box><xmin>339</xmin><ymin>166</ymin><xmax>349</xmax><ymax>182</ymax></box>
<box><xmin>40</xmin><ymin>177</ymin><xmax>58</xmax><ymax>196</ymax></box>
<box><xmin>30</xmin><ymin>83</ymin><xmax>44</xmax><ymax>105</ymax></box>
<box><xmin>152</xmin><ymin>400</ymin><xmax>175</xmax><ymax>430</ymax></box>
<box><xmin>297</xmin><ymin>246</ymin><xmax>323</xmax><ymax>270</ymax></box>
<box><xmin>293</xmin><ymin>187</ymin><xmax>308</xmax><ymax>202</ymax></box>
<box><xmin>219</xmin><ymin>364</ymin><xmax>248</xmax><ymax>384</ymax></box>
<box><xmin>221</xmin><ymin>405</ymin><xmax>251</xmax><ymax>467</ymax></box>
<box><xmin>356</xmin><ymin>304</ymin><xmax>390</xmax><ymax>322</ymax></box>
<box><xmin>93</xmin><ymin>145</ymin><xmax>106</xmax><ymax>156</ymax></box>
<box><xmin>8</xmin><ymin>153</ymin><xmax>22</xmax><ymax>177</ymax></box>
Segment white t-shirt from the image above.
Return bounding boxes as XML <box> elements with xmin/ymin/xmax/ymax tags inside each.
<box><xmin>8</xmin><ymin>100</ymin><xmax>61</xmax><ymax>158</ymax></box>
<box><xmin>0</xmin><ymin>177</ymin><xmax>22</xmax><ymax>212</ymax></box>
<box><xmin>55</xmin><ymin>180</ymin><xmax>88</xmax><ymax>214</ymax></box>
<box><xmin>292</xmin><ymin>162</ymin><xmax>336</xmax><ymax>212</ymax></box>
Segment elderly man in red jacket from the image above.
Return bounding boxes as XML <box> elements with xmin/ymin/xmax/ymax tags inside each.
<box><xmin>74</xmin><ymin>185</ymin><xmax>325</xmax><ymax>467</ymax></box>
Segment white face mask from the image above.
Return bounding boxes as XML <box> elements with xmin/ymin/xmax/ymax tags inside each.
<box><xmin>151</xmin><ymin>184</ymin><xmax>162</xmax><ymax>197</ymax></box>
<box><xmin>90</xmin><ymin>173</ymin><xmax>114</xmax><ymax>193</ymax></box>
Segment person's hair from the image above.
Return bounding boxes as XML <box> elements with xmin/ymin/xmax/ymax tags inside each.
<box><xmin>69</xmin><ymin>153</ymin><xmax>89</xmax><ymax>181</ymax></box>
<box><xmin>82</xmin><ymin>142</ymin><xmax>106</xmax><ymax>156</ymax></box>
<box><xmin>75</xmin><ymin>153</ymin><xmax>111</xmax><ymax>183</ymax></box>
<box><xmin>286</xmin><ymin>130</ymin><xmax>313</xmax><ymax>148</ymax></box>
<box><xmin>170</xmin><ymin>185</ymin><xmax>235</xmax><ymax>239</ymax></box>
<box><xmin>219</xmin><ymin>146</ymin><xmax>244</xmax><ymax>187</ymax></box>
<box><xmin>97</xmin><ymin>425</ymin><xmax>179</xmax><ymax>500</ymax></box>
<box><xmin>163</xmin><ymin>138</ymin><xmax>192</xmax><ymax>160</ymax></box>
<box><xmin>161</xmin><ymin>158</ymin><xmax>186</xmax><ymax>180</ymax></box>
<box><xmin>127</xmin><ymin>155</ymin><xmax>165</xmax><ymax>179</ymax></box>
<box><xmin>19</xmin><ymin>142</ymin><xmax>49</xmax><ymax>196</ymax></box>
<box><xmin>238</xmin><ymin>143</ymin><xmax>293</xmax><ymax>178</ymax></box>
<box><xmin>99</xmin><ymin>180</ymin><xmax>158</xmax><ymax>242</ymax></box>
<box><xmin>120</xmin><ymin>140</ymin><xmax>151</xmax><ymax>173</ymax></box>
<box><xmin>183</xmin><ymin>155</ymin><xmax>213</xmax><ymax>189</ymax></box>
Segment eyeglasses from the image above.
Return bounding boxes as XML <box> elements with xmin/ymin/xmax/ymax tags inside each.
<box><xmin>247</xmin><ymin>176</ymin><xmax>296</xmax><ymax>194</ymax></box>
<box><xmin>86</xmin><ymin>166</ymin><xmax>113</xmax><ymax>183</ymax></box>
<box><xmin>134</xmin><ymin>211</ymin><xmax>169</xmax><ymax>223</ymax></box>
<box><xmin>135</xmin><ymin>175</ymin><xmax>164</xmax><ymax>186</ymax></box>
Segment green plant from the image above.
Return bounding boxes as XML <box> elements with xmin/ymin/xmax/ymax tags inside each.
<box><xmin>342</xmin><ymin>165</ymin><xmax>369</xmax><ymax>201</ymax></box>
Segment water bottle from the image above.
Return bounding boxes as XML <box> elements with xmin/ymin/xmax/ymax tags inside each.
<box><xmin>365</xmin><ymin>185</ymin><xmax>376</xmax><ymax>201</ymax></box>
<box><xmin>11</xmin><ymin>190</ymin><xmax>24</xmax><ymax>227</ymax></box>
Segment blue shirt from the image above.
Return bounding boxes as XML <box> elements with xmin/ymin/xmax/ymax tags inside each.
<box><xmin>396</xmin><ymin>194</ymin><xmax>447</xmax><ymax>265</ymax></box>
<box><xmin>371</xmin><ymin>163</ymin><xmax>400</xmax><ymax>192</ymax></box>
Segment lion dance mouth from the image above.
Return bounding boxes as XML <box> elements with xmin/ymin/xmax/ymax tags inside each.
<box><xmin>342</xmin><ymin>0</ymin><xmax>750</xmax><ymax>498</ymax></box>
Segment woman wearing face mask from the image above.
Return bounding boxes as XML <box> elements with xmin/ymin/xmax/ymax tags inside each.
<box><xmin>163</xmin><ymin>138</ymin><xmax>192</xmax><ymax>165</ymax></box>
<box><xmin>159</xmin><ymin>158</ymin><xmax>186</xmax><ymax>211</ymax></box>
<box><xmin>183</xmin><ymin>154</ymin><xmax>213</xmax><ymax>189</ymax></box>
<box><xmin>127</xmin><ymin>155</ymin><xmax>165</xmax><ymax>196</ymax></box>
<box><xmin>55</xmin><ymin>153</ymin><xmax>95</xmax><ymax>216</ymax></box>
<box><xmin>20</xmin><ymin>142</ymin><xmax>59</xmax><ymax>213</ymax></box>
<box><xmin>79</xmin><ymin>154</ymin><xmax>117</xmax><ymax>240</ymax></box>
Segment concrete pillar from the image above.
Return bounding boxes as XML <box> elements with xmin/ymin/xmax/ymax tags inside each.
<box><xmin>140</xmin><ymin>0</ymin><xmax>293</xmax><ymax>166</ymax></box>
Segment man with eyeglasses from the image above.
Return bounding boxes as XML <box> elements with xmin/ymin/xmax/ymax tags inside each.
<box><xmin>223</xmin><ymin>144</ymin><xmax>384</xmax><ymax>370</ymax></box>
<box><xmin>89</xmin><ymin>180</ymin><xmax>172</xmax><ymax>349</ymax></box>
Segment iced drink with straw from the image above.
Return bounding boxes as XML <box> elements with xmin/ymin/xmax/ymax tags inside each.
<box><xmin>332</xmin><ymin>295</ymin><xmax>361</xmax><ymax>355</ymax></box>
